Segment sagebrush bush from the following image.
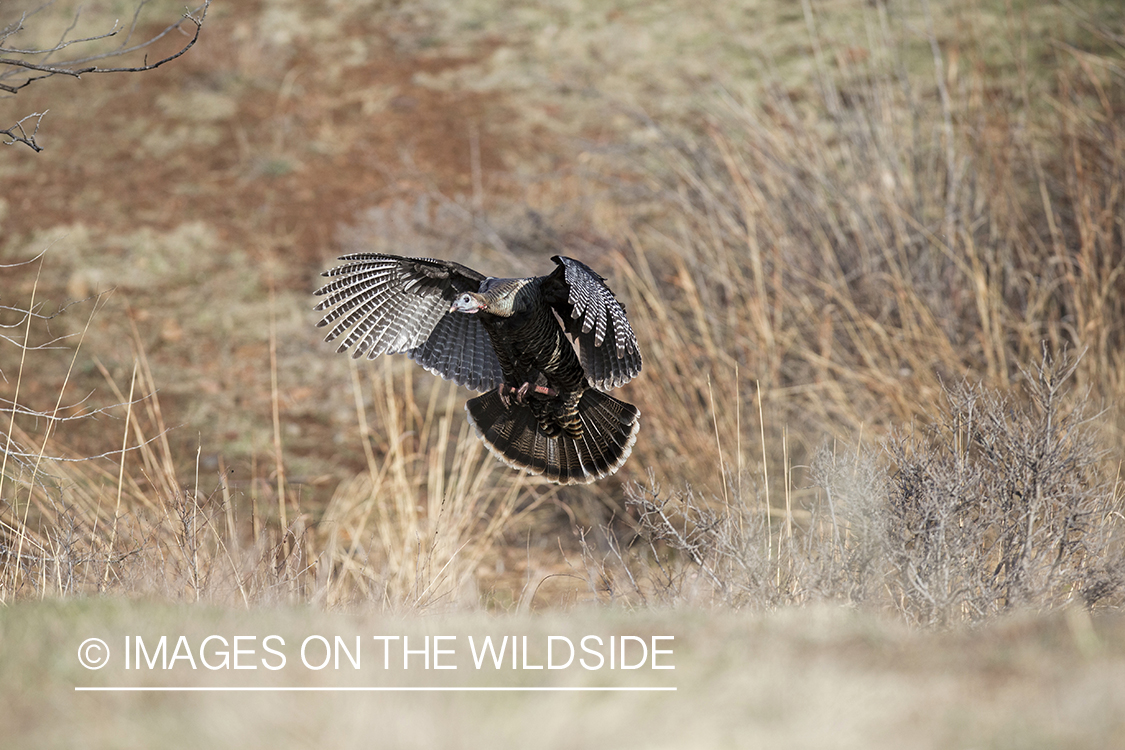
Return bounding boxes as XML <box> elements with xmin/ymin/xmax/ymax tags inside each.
<box><xmin>588</xmin><ymin>351</ymin><xmax>1123</xmax><ymax>624</ymax></box>
<box><xmin>885</xmin><ymin>352</ymin><xmax>1124</xmax><ymax>624</ymax></box>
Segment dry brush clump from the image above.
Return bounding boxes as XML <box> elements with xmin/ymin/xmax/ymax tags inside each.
<box><xmin>581</xmin><ymin>352</ymin><xmax>1124</xmax><ymax>624</ymax></box>
<box><xmin>577</xmin><ymin>448</ymin><xmax>892</xmax><ymax>611</ymax></box>
<box><xmin>884</xmin><ymin>352</ymin><xmax>1124</xmax><ymax>625</ymax></box>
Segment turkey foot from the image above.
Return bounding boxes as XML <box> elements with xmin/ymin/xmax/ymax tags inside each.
<box><xmin>499</xmin><ymin>382</ymin><xmax>558</xmax><ymax>408</ymax></box>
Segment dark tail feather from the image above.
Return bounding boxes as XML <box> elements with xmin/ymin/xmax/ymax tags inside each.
<box><xmin>465</xmin><ymin>389</ymin><xmax>640</xmax><ymax>485</ymax></box>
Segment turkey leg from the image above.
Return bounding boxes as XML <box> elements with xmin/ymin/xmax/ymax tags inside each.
<box><xmin>498</xmin><ymin>382</ymin><xmax>559</xmax><ymax>408</ymax></box>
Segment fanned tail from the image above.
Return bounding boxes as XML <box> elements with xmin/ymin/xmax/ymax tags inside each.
<box><xmin>465</xmin><ymin>389</ymin><xmax>640</xmax><ymax>485</ymax></box>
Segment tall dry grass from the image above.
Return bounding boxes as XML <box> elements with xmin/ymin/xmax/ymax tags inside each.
<box><xmin>566</xmin><ymin>1</ymin><xmax>1125</xmax><ymax>622</ymax></box>
<box><xmin>313</xmin><ymin>362</ymin><xmax>548</xmax><ymax>610</ymax></box>
<box><xmin>581</xmin><ymin>351</ymin><xmax>1123</xmax><ymax>624</ymax></box>
<box><xmin>609</xmin><ymin>2</ymin><xmax>1125</xmax><ymax>492</ymax></box>
<box><xmin>0</xmin><ymin>268</ymin><xmax>546</xmax><ymax>608</ymax></box>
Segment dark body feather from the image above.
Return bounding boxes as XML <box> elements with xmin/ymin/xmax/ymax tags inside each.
<box><xmin>314</xmin><ymin>254</ymin><xmax>641</xmax><ymax>484</ymax></box>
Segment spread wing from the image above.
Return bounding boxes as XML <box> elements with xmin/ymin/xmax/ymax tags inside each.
<box><xmin>541</xmin><ymin>255</ymin><xmax>642</xmax><ymax>390</ymax></box>
<box><xmin>314</xmin><ymin>253</ymin><xmax>505</xmax><ymax>392</ymax></box>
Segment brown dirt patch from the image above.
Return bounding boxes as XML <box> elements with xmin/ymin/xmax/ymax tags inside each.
<box><xmin>2</xmin><ymin>3</ymin><xmax>523</xmax><ymax>281</ymax></box>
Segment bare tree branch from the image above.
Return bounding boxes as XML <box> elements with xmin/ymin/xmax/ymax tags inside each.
<box><xmin>0</xmin><ymin>23</ymin><xmax>122</xmax><ymax>57</ymax></box>
<box><xmin>0</xmin><ymin>111</ymin><xmax>45</xmax><ymax>151</ymax></box>
<box><xmin>0</xmin><ymin>1</ymin><xmax>211</xmax><ymax>151</ymax></box>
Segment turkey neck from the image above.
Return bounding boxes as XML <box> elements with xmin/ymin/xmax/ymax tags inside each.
<box><xmin>477</xmin><ymin>280</ymin><xmax>587</xmax><ymax>394</ymax></box>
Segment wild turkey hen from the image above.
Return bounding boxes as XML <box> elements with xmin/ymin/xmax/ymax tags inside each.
<box><xmin>314</xmin><ymin>254</ymin><xmax>642</xmax><ymax>484</ymax></box>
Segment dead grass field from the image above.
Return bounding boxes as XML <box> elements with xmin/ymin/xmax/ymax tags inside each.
<box><xmin>2</xmin><ymin>0</ymin><xmax>1125</xmax><ymax>743</ymax></box>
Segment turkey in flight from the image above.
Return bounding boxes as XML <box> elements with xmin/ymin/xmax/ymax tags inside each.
<box><xmin>314</xmin><ymin>254</ymin><xmax>641</xmax><ymax>484</ymax></box>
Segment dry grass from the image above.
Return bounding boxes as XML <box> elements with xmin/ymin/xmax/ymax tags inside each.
<box><xmin>579</xmin><ymin>351</ymin><xmax>1124</xmax><ymax>625</ymax></box>
<box><xmin>611</xmin><ymin>12</ymin><xmax>1125</xmax><ymax>487</ymax></box>
<box><xmin>559</xmin><ymin>0</ymin><xmax>1125</xmax><ymax>622</ymax></box>
<box><xmin>313</xmin><ymin>363</ymin><xmax>546</xmax><ymax>610</ymax></box>
<box><xmin>0</xmin><ymin>268</ymin><xmax>549</xmax><ymax>608</ymax></box>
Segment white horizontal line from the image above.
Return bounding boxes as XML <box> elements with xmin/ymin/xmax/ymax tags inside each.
<box><xmin>75</xmin><ymin>686</ymin><xmax>676</xmax><ymax>693</ymax></box>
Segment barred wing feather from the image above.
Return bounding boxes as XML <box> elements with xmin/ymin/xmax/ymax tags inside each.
<box><xmin>546</xmin><ymin>255</ymin><xmax>642</xmax><ymax>390</ymax></box>
<box><xmin>314</xmin><ymin>253</ymin><xmax>503</xmax><ymax>392</ymax></box>
<box><xmin>407</xmin><ymin>309</ymin><xmax>505</xmax><ymax>392</ymax></box>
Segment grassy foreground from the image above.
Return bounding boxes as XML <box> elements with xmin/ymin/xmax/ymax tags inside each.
<box><xmin>3</xmin><ymin>598</ymin><xmax>1124</xmax><ymax>749</ymax></box>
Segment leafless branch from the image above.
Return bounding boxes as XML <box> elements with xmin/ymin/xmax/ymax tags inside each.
<box><xmin>0</xmin><ymin>23</ymin><xmax>121</xmax><ymax>58</ymax></box>
<box><xmin>0</xmin><ymin>2</ymin><xmax>209</xmax><ymax>84</ymax></box>
<box><xmin>0</xmin><ymin>111</ymin><xmax>46</xmax><ymax>151</ymax></box>
<box><xmin>0</xmin><ymin>1</ymin><xmax>211</xmax><ymax>150</ymax></box>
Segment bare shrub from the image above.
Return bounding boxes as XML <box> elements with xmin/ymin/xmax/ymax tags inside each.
<box><xmin>616</xmin><ymin>473</ymin><xmax>775</xmax><ymax>607</ymax></box>
<box><xmin>588</xmin><ymin>351</ymin><xmax>1123</xmax><ymax>623</ymax></box>
<box><xmin>578</xmin><ymin>447</ymin><xmax>889</xmax><ymax>610</ymax></box>
<box><xmin>885</xmin><ymin>352</ymin><xmax>1125</xmax><ymax>625</ymax></box>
